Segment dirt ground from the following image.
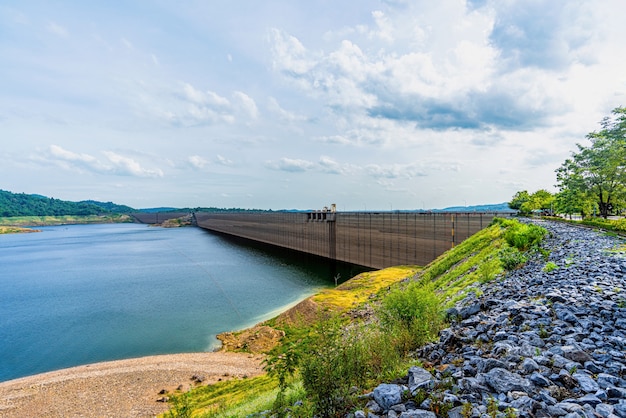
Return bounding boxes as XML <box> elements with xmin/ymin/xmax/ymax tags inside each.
<box><xmin>0</xmin><ymin>352</ymin><xmax>264</xmax><ymax>418</ymax></box>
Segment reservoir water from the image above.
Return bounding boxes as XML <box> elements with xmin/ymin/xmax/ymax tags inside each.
<box><xmin>0</xmin><ymin>223</ymin><xmax>349</xmax><ymax>382</ymax></box>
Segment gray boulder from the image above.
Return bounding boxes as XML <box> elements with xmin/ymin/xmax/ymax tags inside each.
<box><xmin>483</xmin><ymin>368</ymin><xmax>534</xmax><ymax>393</ymax></box>
<box><xmin>373</xmin><ymin>384</ymin><xmax>403</xmax><ymax>411</ymax></box>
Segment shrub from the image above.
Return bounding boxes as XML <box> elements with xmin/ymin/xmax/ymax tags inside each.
<box><xmin>503</xmin><ymin>222</ymin><xmax>547</xmax><ymax>251</ymax></box>
<box><xmin>300</xmin><ymin>317</ymin><xmax>403</xmax><ymax>417</ymax></box>
<box><xmin>498</xmin><ymin>246</ymin><xmax>527</xmax><ymax>271</ymax></box>
<box><xmin>379</xmin><ymin>282</ymin><xmax>445</xmax><ymax>351</ymax></box>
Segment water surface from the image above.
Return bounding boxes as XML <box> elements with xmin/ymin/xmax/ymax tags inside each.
<box><xmin>0</xmin><ymin>223</ymin><xmax>341</xmax><ymax>382</ymax></box>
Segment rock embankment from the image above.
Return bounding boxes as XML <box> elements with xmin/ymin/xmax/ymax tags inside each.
<box><xmin>360</xmin><ymin>219</ymin><xmax>626</xmax><ymax>418</ymax></box>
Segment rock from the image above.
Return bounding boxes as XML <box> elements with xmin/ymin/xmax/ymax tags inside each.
<box><xmin>359</xmin><ymin>220</ymin><xmax>626</xmax><ymax>418</ymax></box>
<box><xmin>373</xmin><ymin>384</ymin><xmax>403</xmax><ymax>411</ymax></box>
<box><xmin>365</xmin><ymin>399</ymin><xmax>383</xmax><ymax>414</ymax></box>
<box><xmin>483</xmin><ymin>368</ymin><xmax>534</xmax><ymax>394</ymax></box>
<box><xmin>529</xmin><ymin>371</ymin><xmax>551</xmax><ymax>387</ymax></box>
<box><xmin>408</xmin><ymin>366</ymin><xmax>435</xmax><ymax>393</ymax></box>
<box><xmin>521</xmin><ymin>357</ymin><xmax>540</xmax><ymax>374</ymax></box>
<box><xmin>597</xmin><ymin>373</ymin><xmax>621</xmax><ymax>389</ymax></box>
<box><xmin>459</xmin><ymin>302</ymin><xmax>482</xmax><ymax>319</ymax></box>
<box><xmin>573</xmin><ymin>372</ymin><xmax>600</xmax><ymax>393</ymax></box>
<box><xmin>614</xmin><ymin>401</ymin><xmax>626</xmax><ymax>418</ymax></box>
<box><xmin>562</xmin><ymin>346</ymin><xmax>593</xmax><ymax>363</ymax></box>
<box><xmin>398</xmin><ymin>410</ymin><xmax>436</xmax><ymax>418</ymax></box>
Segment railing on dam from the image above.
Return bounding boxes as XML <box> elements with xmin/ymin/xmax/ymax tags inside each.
<box><xmin>195</xmin><ymin>211</ymin><xmax>510</xmax><ymax>269</ymax></box>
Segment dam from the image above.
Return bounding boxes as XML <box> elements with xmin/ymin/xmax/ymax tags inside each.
<box><xmin>193</xmin><ymin>210</ymin><xmax>509</xmax><ymax>269</ymax></box>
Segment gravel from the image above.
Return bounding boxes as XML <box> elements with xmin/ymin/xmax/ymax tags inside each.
<box><xmin>0</xmin><ymin>352</ymin><xmax>264</xmax><ymax>417</ymax></box>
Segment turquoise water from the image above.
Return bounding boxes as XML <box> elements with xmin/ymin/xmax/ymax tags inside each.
<box><xmin>0</xmin><ymin>223</ymin><xmax>345</xmax><ymax>382</ymax></box>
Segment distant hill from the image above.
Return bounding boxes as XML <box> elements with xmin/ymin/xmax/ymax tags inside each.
<box><xmin>0</xmin><ymin>189</ymin><xmax>136</xmax><ymax>217</ymax></box>
<box><xmin>80</xmin><ymin>200</ymin><xmax>136</xmax><ymax>213</ymax></box>
<box><xmin>436</xmin><ymin>202</ymin><xmax>514</xmax><ymax>212</ymax></box>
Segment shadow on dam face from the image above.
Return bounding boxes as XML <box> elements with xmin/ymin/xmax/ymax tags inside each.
<box><xmin>201</xmin><ymin>229</ymin><xmax>373</xmax><ymax>286</ymax></box>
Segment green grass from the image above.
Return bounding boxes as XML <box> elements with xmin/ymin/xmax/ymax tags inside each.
<box><xmin>163</xmin><ymin>375</ymin><xmax>278</xmax><ymax>418</ymax></box>
<box><xmin>543</xmin><ymin>261</ymin><xmax>558</xmax><ymax>272</ymax></box>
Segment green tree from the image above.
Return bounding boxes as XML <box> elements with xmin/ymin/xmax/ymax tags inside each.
<box><xmin>508</xmin><ymin>190</ymin><xmax>531</xmax><ymax>212</ymax></box>
<box><xmin>556</xmin><ymin>107</ymin><xmax>626</xmax><ymax>218</ymax></box>
<box><xmin>509</xmin><ymin>190</ymin><xmax>554</xmax><ymax>215</ymax></box>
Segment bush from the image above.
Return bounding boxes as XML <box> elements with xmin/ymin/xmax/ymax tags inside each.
<box><xmin>379</xmin><ymin>282</ymin><xmax>445</xmax><ymax>351</ymax></box>
<box><xmin>498</xmin><ymin>246</ymin><xmax>527</xmax><ymax>271</ymax></box>
<box><xmin>300</xmin><ymin>317</ymin><xmax>403</xmax><ymax>417</ymax></box>
<box><xmin>503</xmin><ymin>223</ymin><xmax>547</xmax><ymax>251</ymax></box>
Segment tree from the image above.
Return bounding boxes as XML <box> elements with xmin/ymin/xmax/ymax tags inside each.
<box><xmin>508</xmin><ymin>190</ymin><xmax>531</xmax><ymax>211</ymax></box>
<box><xmin>509</xmin><ymin>189</ymin><xmax>554</xmax><ymax>215</ymax></box>
<box><xmin>556</xmin><ymin>107</ymin><xmax>626</xmax><ymax>218</ymax></box>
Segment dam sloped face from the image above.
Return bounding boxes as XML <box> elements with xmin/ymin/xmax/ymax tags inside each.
<box><xmin>195</xmin><ymin>211</ymin><xmax>506</xmax><ymax>269</ymax></box>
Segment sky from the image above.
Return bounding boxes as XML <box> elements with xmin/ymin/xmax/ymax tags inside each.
<box><xmin>1</xmin><ymin>1</ymin><xmax>626</xmax><ymax>211</ymax></box>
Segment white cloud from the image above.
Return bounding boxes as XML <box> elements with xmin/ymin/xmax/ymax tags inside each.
<box><xmin>102</xmin><ymin>151</ymin><xmax>164</xmax><ymax>178</ymax></box>
<box><xmin>233</xmin><ymin>91</ymin><xmax>259</xmax><ymax>120</ymax></box>
<box><xmin>46</xmin><ymin>21</ymin><xmax>69</xmax><ymax>38</ymax></box>
<box><xmin>365</xmin><ymin>163</ymin><xmax>428</xmax><ymax>180</ymax></box>
<box><xmin>188</xmin><ymin>155</ymin><xmax>208</xmax><ymax>169</ymax></box>
<box><xmin>44</xmin><ymin>145</ymin><xmax>163</xmax><ymax>178</ymax></box>
<box><xmin>215</xmin><ymin>154</ymin><xmax>233</xmax><ymax>166</ymax></box>
<box><xmin>266</xmin><ymin>157</ymin><xmax>316</xmax><ymax>172</ymax></box>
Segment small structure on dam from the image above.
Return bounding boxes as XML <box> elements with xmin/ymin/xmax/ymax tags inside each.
<box><xmin>195</xmin><ymin>209</ymin><xmax>508</xmax><ymax>270</ymax></box>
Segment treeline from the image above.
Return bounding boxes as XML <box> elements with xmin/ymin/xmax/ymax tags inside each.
<box><xmin>0</xmin><ymin>190</ymin><xmax>135</xmax><ymax>217</ymax></box>
<box><xmin>510</xmin><ymin>106</ymin><xmax>626</xmax><ymax>219</ymax></box>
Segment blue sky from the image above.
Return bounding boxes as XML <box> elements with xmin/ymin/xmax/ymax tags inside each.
<box><xmin>2</xmin><ymin>1</ymin><xmax>625</xmax><ymax>210</ymax></box>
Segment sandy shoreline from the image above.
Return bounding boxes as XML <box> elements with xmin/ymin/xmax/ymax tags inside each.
<box><xmin>0</xmin><ymin>351</ymin><xmax>265</xmax><ymax>418</ymax></box>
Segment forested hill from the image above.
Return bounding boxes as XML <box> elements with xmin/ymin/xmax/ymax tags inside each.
<box><xmin>0</xmin><ymin>190</ymin><xmax>135</xmax><ymax>217</ymax></box>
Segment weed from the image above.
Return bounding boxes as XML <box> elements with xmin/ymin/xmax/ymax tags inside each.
<box><xmin>499</xmin><ymin>246</ymin><xmax>527</xmax><ymax>271</ymax></box>
<box><xmin>165</xmin><ymin>389</ymin><xmax>192</xmax><ymax>418</ymax></box>
<box><xmin>461</xmin><ymin>402</ymin><xmax>474</xmax><ymax>418</ymax></box>
<box><xmin>487</xmin><ymin>396</ymin><xmax>499</xmax><ymax>418</ymax></box>
<box><xmin>542</xmin><ymin>261</ymin><xmax>558</xmax><ymax>272</ymax></box>
<box><xmin>263</xmin><ymin>342</ymin><xmax>301</xmax><ymax>411</ymax></box>
<box><xmin>505</xmin><ymin>406</ymin><xmax>518</xmax><ymax>417</ymax></box>
<box><xmin>428</xmin><ymin>392</ymin><xmax>453</xmax><ymax>417</ymax></box>
<box><xmin>378</xmin><ymin>282</ymin><xmax>445</xmax><ymax>352</ymax></box>
<box><xmin>538</xmin><ymin>324</ymin><xmax>549</xmax><ymax>339</ymax></box>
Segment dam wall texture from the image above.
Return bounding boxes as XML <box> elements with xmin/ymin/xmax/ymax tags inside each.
<box><xmin>195</xmin><ymin>211</ymin><xmax>508</xmax><ymax>269</ymax></box>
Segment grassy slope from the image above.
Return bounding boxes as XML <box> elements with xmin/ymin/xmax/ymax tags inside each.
<box><xmin>162</xmin><ymin>218</ymin><xmax>540</xmax><ymax>417</ymax></box>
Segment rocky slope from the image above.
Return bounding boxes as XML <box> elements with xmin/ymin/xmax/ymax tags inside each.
<box><xmin>358</xmin><ymin>219</ymin><xmax>626</xmax><ymax>418</ymax></box>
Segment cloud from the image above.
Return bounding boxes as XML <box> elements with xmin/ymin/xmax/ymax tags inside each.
<box><xmin>364</xmin><ymin>163</ymin><xmax>428</xmax><ymax>180</ymax></box>
<box><xmin>215</xmin><ymin>154</ymin><xmax>233</xmax><ymax>166</ymax></box>
<box><xmin>266</xmin><ymin>157</ymin><xmax>316</xmax><ymax>172</ymax></box>
<box><xmin>489</xmin><ymin>1</ymin><xmax>597</xmax><ymax>71</ymax></box>
<box><xmin>44</xmin><ymin>145</ymin><xmax>163</xmax><ymax>178</ymax></box>
<box><xmin>168</xmin><ymin>83</ymin><xmax>259</xmax><ymax>126</ymax></box>
<box><xmin>268</xmin><ymin>0</ymin><xmax>595</xmax><ymax>139</ymax></box>
<box><xmin>102</xmin><ymin>151</ymin><xmax>164</xmax><ymax>178</ymax></box>
<box><xmin>46</xmin><ymin>21</ymin><xmax>69</xmax><ymax>38</ymax></box>
<box><xmin>188</xmin><ymin>155</ymin><xmax>208</xmax><ymax>169</ymax></box>
<box><xmin>233</xmin><ymin>91</ymin><xmax>259</xmax><ymax>120</ymax></box>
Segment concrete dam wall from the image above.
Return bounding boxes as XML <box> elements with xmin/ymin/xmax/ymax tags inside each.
<box><xmin>195</xmin><ymin>211</ymin><xmax>508</xmax><ymax>269</ymax></box>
